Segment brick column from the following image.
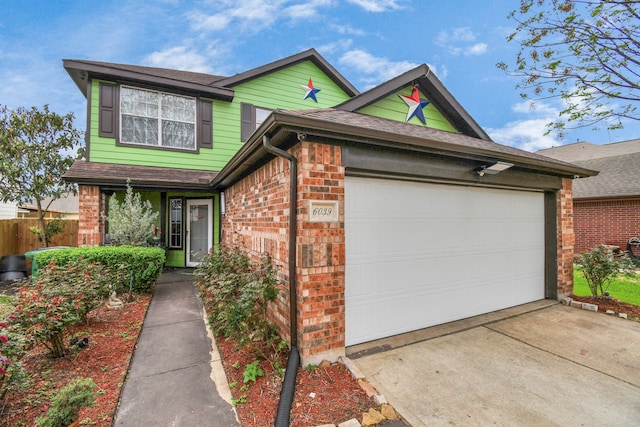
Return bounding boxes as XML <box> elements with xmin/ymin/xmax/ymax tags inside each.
<box><xmin>78</xmin><ymin>185</ymin><xmax>104</xmax><ymax>246</ymax></box>
<box><xmin>294</xmin><ymin>141</ymin><xmax>346</xmax><ymax>365</ymax></box>
<box><xmin>557</xmin><ymin>178</ymin><xmax>574</xmax><ymax>298</ymax></box>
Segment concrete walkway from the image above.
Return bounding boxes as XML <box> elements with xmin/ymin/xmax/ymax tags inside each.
<box><xmin>113</xmin><ymin>271</ymin><xmax>239</xmax><ymax>426</ymax></box>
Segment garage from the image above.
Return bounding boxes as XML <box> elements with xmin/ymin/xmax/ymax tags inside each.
<box><xmin>345</xmin><ymin>176</ymin><xmax>546</xmax><ymax>346</ymax></box>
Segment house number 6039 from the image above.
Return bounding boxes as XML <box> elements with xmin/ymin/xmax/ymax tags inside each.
<box><xmin>308</xmin><ymin>201</ymin><xmax>339</xmax><ymax>222</ymax></box>
<box><xmin>313</xmin><ymin>207</ymin><xmax>333</xmax><ymax>216</ymax></box>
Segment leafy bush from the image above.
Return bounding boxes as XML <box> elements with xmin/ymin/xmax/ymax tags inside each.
<box><xmin>195</xmin><ymin>245</ymin><xmax>284</xmax><ymax>363</ymax></box>
<box><xmin>106</xmin><ymin>180</ymin><xmax>159</xmax><ymax>246</ymax></box>
<box><xmin>14</xmin><ymin>259</ymin><xmax>112</xmax><ymax>357</ymax></box>
<box><xmin>35</xmin><ymin>376</ymin><xmax>96</xmax><ymax>427</ymax></box>
<box><xmin>574</xmin><ymin>245</ymin><xmax>635</xmax><ymax>297</ymax></box>
<box><xmin>0</xmin><ymin>317</ymin><xmax>29</xmax><ymax>402</ymax></box>
<box><xmin>34</xmin><ymin>246</ymin><xmax>165</xmax><ymax>293</ymax></box>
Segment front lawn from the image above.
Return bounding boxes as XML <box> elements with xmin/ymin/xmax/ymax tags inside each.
<box><xmin>573</xmin><ymin>266</ymin><xmax>640</xmax><ymax>306</ymax></box>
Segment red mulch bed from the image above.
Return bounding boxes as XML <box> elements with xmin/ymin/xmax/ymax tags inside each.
<box><xmin>0</xmin><ymin>278</ymin><xmax>377</xmax><ymax>427</ymax></box>
<box><xmin>571</xmin><ymin>294</ymin><xmax>640</xmax><ymax>320</ymax></box>
<box><xmin>217</xmin><ymin>337</ymin><xmax>377</xmax><ymax>426</ymax></box>
<box><xmin>0</xmin><ymin>294</ymin><xmax>151</xmax><ymax>427</ymax></box>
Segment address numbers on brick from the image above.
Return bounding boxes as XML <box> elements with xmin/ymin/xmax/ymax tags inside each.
<box><xmin>308</xmin><ymin>201</ymin><xmax>339</xmax><ymax>222</ymax></box>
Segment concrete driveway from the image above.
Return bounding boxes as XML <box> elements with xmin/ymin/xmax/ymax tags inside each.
<box><xmin>351</xmin><ymin>301</ymin><xmax>640</xmax><ymax>426</ymax></box>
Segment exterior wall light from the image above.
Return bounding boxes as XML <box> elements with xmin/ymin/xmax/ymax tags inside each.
<box><xmin>476</xmin><ymin>161</ymin><xmax>514</xmax><ymax>177</ymax></box>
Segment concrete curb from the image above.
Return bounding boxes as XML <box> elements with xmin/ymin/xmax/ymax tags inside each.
<box><xmin>562</xmin><ymin>296</ymin><xmax>632</xmax><ymax>319</ymax></box>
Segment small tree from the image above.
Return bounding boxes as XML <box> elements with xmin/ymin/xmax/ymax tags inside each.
<box><xmin>497</xmin><ymin>1</ymin><xmax>640</xmax><ymax>137</ymax></box>
<box><xmin>106</xmin><ymin>180</ymin><xmax>158</xmax><ymax>246</ymax></box>
<box><xmin>574</xmin><ymin>245</ymin><xmax>634</xmax><ymax>297</ymax></box>
<box><xmin>0</xmin><ymin>105</ymin><xmax>83</xmax><ymax>246</ymax></box>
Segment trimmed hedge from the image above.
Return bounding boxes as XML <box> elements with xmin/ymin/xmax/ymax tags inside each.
<box><xmin>33</xmin><ymin>246</ymin><xmax>165</xmax><ymax>293</ymax></box>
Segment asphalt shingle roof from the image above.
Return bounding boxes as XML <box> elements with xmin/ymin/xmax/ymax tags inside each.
<box><xmin>572</xmin><ymin>152</ymin><xmax>640</xmax><ymax>199</ymax></box>
<box><xmin>540</xmin><ymin>139</ymin><xmax>640</xmax><ymax>199</ymax></box>
<box><xmin>64</xmin><ymin>161</ymin><xmax>217</xmax><ymax>190</ymax></box>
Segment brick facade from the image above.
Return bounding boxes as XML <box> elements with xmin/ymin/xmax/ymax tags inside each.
<box><xmin>223</xmin><ymin>141</ymin><xmax>577</xmax><ymax>363</ymax></box>
<box><xmin>574</xmin><ymin>198</ymin><xmax>640</xmax><ymax>254</ymax></box>
<box><xmin>78</xmin><ymin>185</ymin><xmax>104</xmax><ymax>246</ymax></box>
<box><xmin>557</xmin><ymin>178</ymin><xmax>575</xmax><ymax>299</ymax></box>
<box><xmin>222</xmin><ymin>141</ymin><xmax>346</xmax><ymax>365</ymax></box>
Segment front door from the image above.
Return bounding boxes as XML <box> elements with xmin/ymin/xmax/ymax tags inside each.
<box><xmin>186</xmin><ymin>199</ymin><xmax>213</xmax><ymax>267</ymax></box>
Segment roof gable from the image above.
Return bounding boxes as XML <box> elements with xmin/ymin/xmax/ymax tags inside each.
<box><xmin>232</xmin><ymin>60</ymin><xmax>354</xmax><ymax>110</ymax></box>
<box><xmin>336</xmin><ymin>65</ymin><xmax>491</xmax><ymax>141</ymax></box>
<box><xmin>216</xmin><ymin>48</ymin><xmax>359</xmax><ymax>97</ymax></box>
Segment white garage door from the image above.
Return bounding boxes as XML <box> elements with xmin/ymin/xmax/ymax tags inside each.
<box><xmin>345</xmin><ymin>177</ymin><xmax>545</xmax><ymax>346</ymax></box>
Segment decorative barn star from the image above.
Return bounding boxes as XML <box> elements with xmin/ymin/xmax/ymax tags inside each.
<box><xmin>399</xmin><ymin>87</ymin><xmax>430</xmax><ymax>124</ymax></box>
<box><xmin>301</xmin><ymin>78</ymin><xmax>321</xmax><ymax>102</ymax></box>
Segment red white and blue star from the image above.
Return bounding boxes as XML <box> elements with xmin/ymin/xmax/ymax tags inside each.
<box><xmin>301</xmin><ymin>78</ymin><xmax>321</xmax><ymax>102</ymax></box>
<box><xmin>399</xmin><ymin>87</ymin><xmax>430</xmax><ymax>124</ymax></box>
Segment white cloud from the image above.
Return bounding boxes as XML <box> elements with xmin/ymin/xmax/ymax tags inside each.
<box><xmin>486</xmin><ymin>101</ymin><xmax>562</xmax><ymax>152</ymax></box>
<box><xmin>188</xmin><ymin>0</ymin><xmax>335</xmax><ymax>33</ymax></box>
<box><xmin>286</xmin><ymin>0</ymin><xmax>335</xmax><ymax>19</ymax></box>
<box><xmin>318</xmin><ymin>39</ymin><xmax>354</xmax><ymax>55</ymax></box>
<box><xmin>338</xmin><ymin>49</ymin><xmax>421</xmax><ymax>87</ymax></box>
<box><xmin>346</xmin><ymin>0</ymin><xmax>403</xmax><ymax>12</ymax></box>
<box><xmin>143</xmin><ymin>46</ymin><xmax>213</xmax><ymax>73</ymax></box>
<box><xmin>436</xmin><ymin>27</ymin><xmax>488</xmax><ymax>57</ymax></box>
<box><xmin>329</xmin><ymin>23</ymin><xmax>366</xmax><ymax>36</ymax></box>
<box><xmin>465</xmin><ymin>43</ymin><xmax>487</xmax><ymax>56</ymax></box>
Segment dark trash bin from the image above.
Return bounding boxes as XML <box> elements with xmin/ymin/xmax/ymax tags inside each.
<box><xmin>25</xmin><ymin>246</ymin><xmax>71</xmax><ymax>277</ymax></box>
<box><xmin>0</xmin><ymin>255</ymin><xmax>27</xmax><ymax>281</ymax></box>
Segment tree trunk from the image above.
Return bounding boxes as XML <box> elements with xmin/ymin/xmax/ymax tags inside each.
<box><xmin>36</xmin><ymin>198</ymin><xmax>49</xmax><ymax>247</ymax></box>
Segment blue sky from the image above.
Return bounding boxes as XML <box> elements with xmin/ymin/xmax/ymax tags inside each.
<box><xmin>2</xmin><ymin>0</ymin><xmax>638</xmax><ymax>152</ymax></box>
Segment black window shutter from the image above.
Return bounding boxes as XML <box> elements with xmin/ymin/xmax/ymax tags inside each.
<box><xmin>240</xmin><ymin>103</ymin><xmax>255</xmax><ymax>142</ymax></box>
<box><xmin>99</xmin><ymin>83</ymin><xmax>117</xmax><ymax>138</ymax></box>
<box><xmin>198</xmin><ymin>99</ymin><xmax>213</xmax><ymax>148</ymax></box>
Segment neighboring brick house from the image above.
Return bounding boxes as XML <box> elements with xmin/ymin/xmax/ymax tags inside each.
<box><xmin>63</xmin><ymin>49</ymin><xmax>595</xmax><ymax>364</ymax></box>
<box><xmin>539</xmin><ymin>140</ymin><xmax>640</xmax><ymax>253</ymax></box>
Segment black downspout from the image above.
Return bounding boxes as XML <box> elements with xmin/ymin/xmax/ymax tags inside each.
<box><xmin>262</xmin><ymin>135</ymin><xmax>299</xmax><ymax>427</ymax></box>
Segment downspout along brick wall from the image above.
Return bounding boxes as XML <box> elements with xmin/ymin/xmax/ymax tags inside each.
<box><xmin>78</xmin><ymin>185</ymin><xmax>104</xmax><ymax>246</ymax></box>
<box><xmin>573</xmin><ymin>198</ymin><xmax>640</xmax><ymax>253</ymax></box>
<box><xmin>222</xmin><ymin>140</ymin><xmax>346</xmax><ymax>365</ymax></box>
<box><xmin>557</xmin><ymin>178</ymin><xmax>574</xmax><ymax>298</ymax></box>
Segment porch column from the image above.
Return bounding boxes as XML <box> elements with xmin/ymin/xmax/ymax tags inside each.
<box><xmin>78</xmin><ymin>185</ymin><xmax>104</xmax><ymax>246</ymax></box>
<box><xmin>557</xmin><ymin>177</ymin><xmax>574</xmax><ymax>298</ymax></box>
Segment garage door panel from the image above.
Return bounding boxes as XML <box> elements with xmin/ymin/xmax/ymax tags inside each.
<box><xmin>345</xmin><ymin>177</ymin><xmax>545</xmax><ymax>346</ymax></box>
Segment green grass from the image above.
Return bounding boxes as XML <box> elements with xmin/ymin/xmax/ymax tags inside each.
<box><xmin>574</xmin><ymin>266</ymin><xmax>640</xmax><ymax>305</ymax></box>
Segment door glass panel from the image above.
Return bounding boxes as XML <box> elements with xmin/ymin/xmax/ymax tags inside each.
<box><xmin>189</xmin><ymin>203</ymin><xmax>209</xmax><ymax>264</ymax></box>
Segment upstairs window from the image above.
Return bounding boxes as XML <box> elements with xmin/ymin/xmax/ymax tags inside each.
<box><xmin>241</xmin><ymin>103</ymin><xmax>272</xmax><ymax>142</ymax></box>
<box><xmin>120</xmin><ymin>86</ymin><xmax>197</xmax><ymax>150</ymax></box>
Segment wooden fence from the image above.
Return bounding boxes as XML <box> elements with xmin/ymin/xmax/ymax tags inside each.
<box><xmin>0</xmin><ymin>219</ymin><xmax>79</xmax><ymax>258</ymax></box>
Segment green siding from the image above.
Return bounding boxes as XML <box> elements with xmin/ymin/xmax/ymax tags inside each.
<box><xmin>211</xmin><ymin>61</ymin><xmax>352</xmax><ymax>169</ymax></box>
<box><xmin>108</xmin><ymin>190</ymin><xmax>219</xmax><ymax>268</ymax></box>
<box><xmin>360</xmin><ymin>86</ymin><xmax>458</xmax><ymax>132</ymax></box>
<box><xmin>88</xmin><ymin>61</ymin><xmax>352</xmax><ymax>171</ymax></box>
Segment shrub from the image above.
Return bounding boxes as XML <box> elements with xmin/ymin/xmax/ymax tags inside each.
<box><xmin>13</xmin><ymin>259</ymin><xmax>111</xmax><ymax>357</ymax></box>
<box><xmin>0</xmin><ymin>317</ymin><xmax>29</xmax><ymax>403</ymax></box>
<box><xmin>106</xmin><ymin>180</ymin><xmax>158</xmax><ymax>246</ymax></box>
<box><xmin>574</xmin><ymin>245</ymin><xmax>635</xmax><ymax>297</ymax></box>
<box><xmin>35</xmin><ymin>376</ymin><xmax>96</xmax><ymax>427</ymax></box>
<box><xmin>195</xmin><ymin>245</ymin><xmax>283</xmax><ymax>363</ymax></box>
<box><xmin>34</xmin><ymin>246</ymin><xmax>165</xmax><ymax>293</ymax></box>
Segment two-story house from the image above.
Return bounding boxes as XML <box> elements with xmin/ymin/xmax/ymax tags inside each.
<box><xmin>63</xmin><ymin>49</ymin><xmax>595</xmax><ymax>364</ymax></box>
